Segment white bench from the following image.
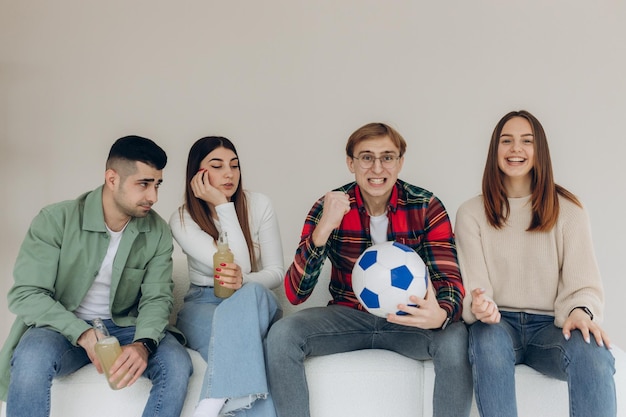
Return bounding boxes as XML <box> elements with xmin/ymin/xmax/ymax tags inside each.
<box><xmin>2</xmin><ymin>257</ymin><xmax>625</xmax><ymax>417</ymax></box>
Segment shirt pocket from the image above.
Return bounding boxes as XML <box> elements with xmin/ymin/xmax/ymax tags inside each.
<box><xmin>112</xmin><ymin>267</ymin><xmax>146</xmax><ymax>311</ymax></box>
<box><xmin>394</xmin><ymin>236</ymin><xmax>423</xmax><ymax>250</ymax></box>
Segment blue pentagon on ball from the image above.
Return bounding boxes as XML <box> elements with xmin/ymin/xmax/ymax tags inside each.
<box><xmin>358</xmin><ymin>250</ymin><xmax>378</xmax><ymax>270</ymax></box>
<box><xmin>359</xmin><ymin>287</ymin><xmax>380</xmax><ymax>309</ymax></box>
<box><xmin>390</xmin><ymin>265</ymin><xmax>414</xmax><ymax>290</ymax></box>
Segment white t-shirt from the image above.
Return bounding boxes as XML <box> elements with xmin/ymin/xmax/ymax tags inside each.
<box><xmin>369</xmin><ymin>212</ymin><xmax>389</xmax><ymax>245</ymax></box>
<box><xmin>74</xmin><ymin>224</ymin><xmax>125</xmax><ymax>320</ymax></box>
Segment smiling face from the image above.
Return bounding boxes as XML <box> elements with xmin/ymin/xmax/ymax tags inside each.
<box><xmin>497</xmin><ymin>116</ymin><xmax>535</xmax><ymax>193</ymax></box>
<box><xmin>199</xmin><ymin>146</ymin><xmax>240</xmax><ymax>200</ymax></box>
<box><xmin>347</xmin><ymin>135</ymin><xmax>404</xmax><ymax>210</ymax></box>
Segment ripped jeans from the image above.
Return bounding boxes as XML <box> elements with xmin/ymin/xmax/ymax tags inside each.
<box><xmin>176</xmin><ymin>282</ymin><xmax>282</xmax><ymax>416</ymax></box>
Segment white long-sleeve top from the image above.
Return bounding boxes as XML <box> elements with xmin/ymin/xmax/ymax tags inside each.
<box><xmin>169</xmin><ymin>191</ymin><xmax>284</xmax><ymax>290</ymax></box>
<box><xmin>455</xmin><ymin>194</ymin><xmax>604</xmax><ymax>327</ymax></box>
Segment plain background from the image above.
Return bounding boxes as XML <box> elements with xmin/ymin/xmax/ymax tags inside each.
<box><xmin>1</xmin><ymin>1</ymin><xmax>625</xmax><ymax>353</ymax></box>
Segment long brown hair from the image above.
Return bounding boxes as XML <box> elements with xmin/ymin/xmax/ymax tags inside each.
<box><xmin>482</xmin><ymin>110</ymin><xmax>581</xmax><ymax>231</ymax></box>
<box><xmin>180</xmin><ymin>136</ymin><xmax>258</xmax><ymax>271</ymax></box>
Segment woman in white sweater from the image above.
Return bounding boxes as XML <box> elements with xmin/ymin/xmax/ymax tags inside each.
<box><xmin>169</xmin><ymin>136</ymin><xmax>284</xmax><ymax>417</ymax></box>
<box><xmin>455</xmin><ymin>110</ymin><xmax>616</xmax><ymax>417</ymax></box>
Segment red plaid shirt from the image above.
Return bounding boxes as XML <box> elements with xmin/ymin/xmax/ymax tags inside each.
<box><xmin>285</xmin><ymin>179</ymin><xmax>465</xmax><ymax>321</ymax></box>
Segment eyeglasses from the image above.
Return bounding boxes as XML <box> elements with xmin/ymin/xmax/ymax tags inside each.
<box><xmin>352</xmin><ymin>154</ymin><xmax>401</xmax><ymax>169</ymax></box>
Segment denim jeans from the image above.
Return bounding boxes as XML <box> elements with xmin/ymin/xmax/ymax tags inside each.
<box><xmin>468</xmin><ymin>311</ymin><xmax>616</xmax><ymax>417</ymax></box>
<box><xmin>176</xmin><ymin>282</ymin><xmax>281</xmax><ymax>416</ymax></box>
<box><xmin>6</xmin><ymin>320</ymin><xmax>192</xmax><ymax>417</ymax></box>
<box><xmin>265</xmin><ymin>304</ymin><xmax>473</xmax><ymax>417</ymax></box>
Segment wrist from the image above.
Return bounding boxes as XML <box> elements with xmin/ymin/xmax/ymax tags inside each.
<box><xmin>311</xmin><ymin>227</ymin><xmax>331</xmax><ymax>248</ymax></box>
<box><xmin>214</xmin><ymin>199</ymin><xmax>229</xmax><ymax>207</ymax></box>
<box><xmin>439</xmin><ymin>308</ymin><xmax>452</xmax><ymax>330</ymax></box>
<box><xmin>135</xmin><ymin>338</ymin><xmax>157</xmax><ymax>356</ymax></box>
<box><xmin>570</xmin><ymin>306</ymin><xmax>593</xmax><ymax>321</ymax></box>
<box><xmin>77</xmin><ymin>328</ymin><xmax>96</xmax><ymax>347</ymax></box>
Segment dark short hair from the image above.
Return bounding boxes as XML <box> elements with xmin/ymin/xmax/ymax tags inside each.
<box><xmin>106</xmin><ymin>135</ymin><xmax>167</xmax><ymax>170</ymax></box>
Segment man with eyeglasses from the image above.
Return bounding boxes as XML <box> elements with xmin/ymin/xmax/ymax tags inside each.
<box><xmin>267</xmin><ymin>122</ymin><xmax>472</xmax><ymax>417</ymax></box>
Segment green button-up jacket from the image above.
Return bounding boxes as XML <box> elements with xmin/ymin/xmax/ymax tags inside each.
<box><xmin>0</xmin><ymin>186</ymin><xmax>178</xmax><ymax>400</ymax></box>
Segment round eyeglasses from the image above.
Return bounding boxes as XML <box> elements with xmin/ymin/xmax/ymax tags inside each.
<box><xmin>352</xmin><ymin>154</ymin><xmax>400</xmax><ymax>169</ymax></box>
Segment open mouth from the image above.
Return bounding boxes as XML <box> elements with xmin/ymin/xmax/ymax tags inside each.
<box><xmin>369</xmin><ymin>178</ymin><xmax>386</xmax><ymax>185</ymax></box>
<box><xmin>506</xmin><ymin>157</ymin><xmax>526</xmax><ymax>163</ymax></box>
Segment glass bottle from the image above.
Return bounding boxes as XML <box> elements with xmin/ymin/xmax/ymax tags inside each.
<box><xmin>93</xmin><ymin>318</ymin><xmax>126</xmax><ymax>390</ymax></box>
<box><xmin>213</xmin><ymin>231</ymin><xmax>235</xmax><ymax>298</ymax></box>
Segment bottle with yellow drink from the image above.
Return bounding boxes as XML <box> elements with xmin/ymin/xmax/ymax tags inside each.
<box><xmin>93</xmin><ymin>318</ymin><xmax>127</xmax><ymax>390</ymax></box>
<box><xmin>213</xmin><ymin>231</ymin><xmax>235</xmax><ymax>298</ymax></box>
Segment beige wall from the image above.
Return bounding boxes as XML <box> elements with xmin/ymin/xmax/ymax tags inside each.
<box><xmin>1</xmin><ymin>0</ymin><xmax>625</xmax><ymax>350</ymax></box>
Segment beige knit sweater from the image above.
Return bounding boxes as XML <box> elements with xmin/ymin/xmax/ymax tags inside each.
<box><xmin>455</xmin><ymin>194</ymin><xmax>604</xmax><ymax>327</ymax></box>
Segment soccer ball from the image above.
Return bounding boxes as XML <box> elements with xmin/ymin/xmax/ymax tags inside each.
<box><xmin>351</xmin><ymin>241</ymin><xmax>429</xmax><ymax>318</ymax></box>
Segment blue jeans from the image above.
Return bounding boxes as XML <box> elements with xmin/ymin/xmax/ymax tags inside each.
<box><xmin>6</xmin><ymin>320</ymin><xmax>192</xmax><ymax>417</ymax></box>
<box><xmin>176</xmin><ymin>283</ymin><xmax>281</xmax><ymax>417</ymax></box>
<box><xmin>468</xmin><ymin>311</ymin><xmax>616</xmax><ymax>417</ymax></box>
<box><xmin>265</xmin><ymin>304</ymin><xmax>473</xmax><ymax>417</ymax></box>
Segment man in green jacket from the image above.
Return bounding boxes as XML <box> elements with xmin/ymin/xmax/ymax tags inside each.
<box><xmin>0</xmin><ymin>136</ymin><xmax>192</xmax><ymax>417</ymax></box>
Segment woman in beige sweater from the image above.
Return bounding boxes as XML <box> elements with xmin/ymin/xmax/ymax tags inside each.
<box><xmin>455</xmin><ymin>110</ymin><xmax>616</xmax><ymax>417</ymax></box>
